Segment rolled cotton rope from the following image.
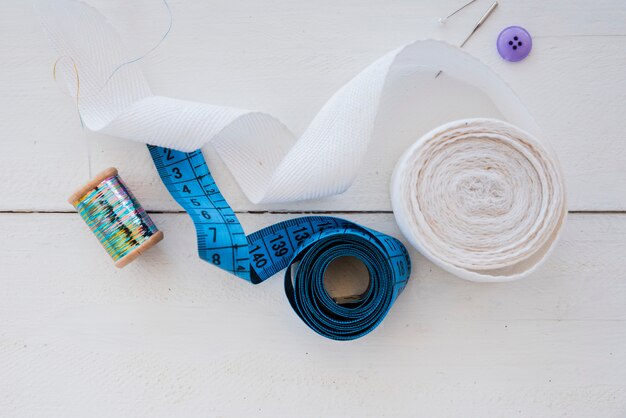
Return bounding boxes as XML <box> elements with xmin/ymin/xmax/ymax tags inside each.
<box><xmin>391</xmin><ymin>118</ymin><xmax>566</xmax><ymax>282</ymax></box>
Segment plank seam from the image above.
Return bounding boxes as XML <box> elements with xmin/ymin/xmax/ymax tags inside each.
<box><xmin>1</xmin><ymin>210</ymin><xmax>625</xmax><ymax>215</ymax></box>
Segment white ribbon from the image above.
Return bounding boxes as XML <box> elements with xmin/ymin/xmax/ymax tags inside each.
<box><xmin>38</xmin><ymin>0</ymin><xmax>544</xmax><ymax>203</ymax></box>
<box><xmin>37</xmin><ymin>0</ymin><xmax>566</xmax><ymax>280</ymax></box>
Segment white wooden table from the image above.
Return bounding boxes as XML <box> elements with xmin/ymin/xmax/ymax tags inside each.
<box><xmin>1</xmin><ymin>0</ymin><xmax>625</xmax><ymax>416</ymax></box>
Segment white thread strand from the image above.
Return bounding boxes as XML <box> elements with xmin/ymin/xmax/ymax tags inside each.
<box><xmin>391</xmin><ymin>118</ymin><xmax>566</xmax><ymax>282</ymax></box>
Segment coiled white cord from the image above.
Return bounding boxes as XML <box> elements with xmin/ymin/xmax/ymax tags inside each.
<box><xmin>392</xmin><ymin>118</ymin><xmax>566</xmax><ymax>282</ymax></box>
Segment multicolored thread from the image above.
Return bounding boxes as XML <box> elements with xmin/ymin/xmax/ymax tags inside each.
<box><xmin>73</xmin><ymin>174</ymin><xmax>159</xmax><ymax>262</ymax></box>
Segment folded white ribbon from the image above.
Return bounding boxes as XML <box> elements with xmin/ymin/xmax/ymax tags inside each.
<box><xmin>38</xmin><ymin>0</ymin><xmax>545</xmax><ymax>205</ymax></box>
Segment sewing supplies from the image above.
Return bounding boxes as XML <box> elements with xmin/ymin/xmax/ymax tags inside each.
<box><xmin>68</xmin><ymin>167</ymin><xmax>164</xmax><ymax>268</ymax></box>
<box><xmin>391</xmin><ymin>118</ymin><xmax>566</xmax><ymax>282</ymax></box>
<box><xmin>435</xmin><ymin>0</ymin><xmax>498</xmax><ymax>78</ymax></box>
<box><xmin>41</xmin><ymin>0</ymin><xmax>566</xmax><ymax>294</ymax></box>
<box><xmin>439</xmin><ymin>1</ymin><xmax>532</xmax><ymax>63</ymax></box>
<box><xmin>148</xmin><ymin>145</ymin><xmax>410</xmax><ymax>340</ymax></box>
<box><xmin>39</xmin><ymin>0</ymin><xmax>413</xmax><ymax>340</ymax></box>
<box><xmin>497</xmin><ymin>26</ymin><xmax>532</xmax><ymax>62</ymax></box>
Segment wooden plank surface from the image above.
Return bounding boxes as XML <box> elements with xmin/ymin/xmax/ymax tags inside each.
<box><xmin>1</xmin><ymin>213</ymin><xmax>625</xmax><ymax>417</ymax></box>
<box><xmin>1</xmin><ymin>0</ymin><xmax>625</xmax><ymax>416</ymax></box>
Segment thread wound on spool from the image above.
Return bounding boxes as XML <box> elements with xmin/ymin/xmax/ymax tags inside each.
<box><xmin>69</xmin><ymin>167</ymin><xmax>163</xmax><ymax>268</ymax></box>
<box><xmin>392</xmin><ymin>118</ymin><xmax>566</xmax><ymax>282</ymax></box>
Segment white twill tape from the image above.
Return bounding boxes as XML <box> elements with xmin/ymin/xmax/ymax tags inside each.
<box><xmin>392</xmin><ymin>118</ymin><xmax>566</xmax><ymax>282</ymax></box>
<box><xmin>38</xmin><ymin>0</ymin><xmax>547</xmax><ymax>205</ymax></box>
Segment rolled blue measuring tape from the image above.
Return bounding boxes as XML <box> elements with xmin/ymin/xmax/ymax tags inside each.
<box><xmin>148</xmin><ymin>145</ymin><xmax>411</xmax><ymax>340</ymax></box>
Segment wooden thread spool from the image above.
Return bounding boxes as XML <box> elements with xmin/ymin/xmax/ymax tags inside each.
<box><xmin>68</xmin><ymin>167</ymin><xmax>164</xmax><ymax>268</ymax></box>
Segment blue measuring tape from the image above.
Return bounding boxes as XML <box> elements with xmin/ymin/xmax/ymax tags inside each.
<box><xmin>148</xmin><ymin>145</ymin><xmax>411</xmax><ymax>340</ymax></box>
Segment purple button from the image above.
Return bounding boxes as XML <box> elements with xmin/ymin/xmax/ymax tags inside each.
<box><xmin>497</xmin><ymin>26</ymin><xmax>532</xmax><ymax>62</ymax></box>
